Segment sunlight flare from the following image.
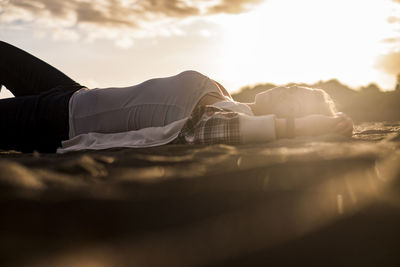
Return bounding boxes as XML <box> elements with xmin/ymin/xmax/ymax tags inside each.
<box><xmin>214</xmin><ymin>0</ymin><xmax>397</xmax><ymax>90</ymax></box>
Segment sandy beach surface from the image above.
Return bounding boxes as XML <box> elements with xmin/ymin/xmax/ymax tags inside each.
<box><xmin>1</xmin><ymin>122</ymin><xmax>400</xmax><ymax>267</ymax></box>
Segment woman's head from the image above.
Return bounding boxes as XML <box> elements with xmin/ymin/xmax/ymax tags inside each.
<box><xmin>253</xmin><ymin>85</ymin><xmax>336</xmax><ymax>118</ymax></box>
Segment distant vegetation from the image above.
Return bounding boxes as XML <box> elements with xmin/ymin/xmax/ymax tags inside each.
<box><xmin>232</xmin><ymin>80</ymin><xmax>400</xmax><ymax>122</ymax></box>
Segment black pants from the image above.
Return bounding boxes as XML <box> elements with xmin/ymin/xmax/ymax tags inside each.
<box><xmin>0</xmin><ymin>41</ymin><xmax>85</xmax><ymax>152</ymax></box>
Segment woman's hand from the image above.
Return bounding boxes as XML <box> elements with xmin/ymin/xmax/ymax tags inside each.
<box><xmin>295</xmin><ymin>113</ymin><xmax>353</xmax><ymax>137</ymax></box>
<box><xmin>333</xmin><ymin>113</ymin><xmax>354</xmax><ymax>137</ymax></box>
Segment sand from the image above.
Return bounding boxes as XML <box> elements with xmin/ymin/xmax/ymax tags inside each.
<box><xmin>1</xmin><ymin>121</ymin><xmax>400</xmax><ymax>267</ymax></box>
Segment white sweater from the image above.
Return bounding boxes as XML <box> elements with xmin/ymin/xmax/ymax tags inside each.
<box><xmin>57</xmin><ymin>71</ymin><xmax>276</xmax><ymax>153</ymax></box>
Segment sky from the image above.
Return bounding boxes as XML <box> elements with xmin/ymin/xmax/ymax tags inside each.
<box><xmin>1</xmin><ymin>0</ymin><xmax>400</xmax><ymax>99</ymax></box>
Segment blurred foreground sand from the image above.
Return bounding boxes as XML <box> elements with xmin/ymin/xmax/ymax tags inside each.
<box><xmin>1</xmin><ymin>122</ymin><xmax>400</xmax><ymax>267</ymax></box>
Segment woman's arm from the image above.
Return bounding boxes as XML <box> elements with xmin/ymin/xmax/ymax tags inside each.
<box><xmin>276</xmin><ymin>114</ymin><xmax>353</xmax><ymax>138</ymax></box>
<box><xmin>240</xmin><ymin>113</ymin><xmax>353</xmax><ymax>142</ymax></box>
<box><xmin>176</xmin><ymin>106</ymin><xmax>353</xmax><ymax>145</ymax></box>
<box><xmin>294</xmin><ymin>114</ymin><xmax>354</xmax><ymax>137</ymax></box>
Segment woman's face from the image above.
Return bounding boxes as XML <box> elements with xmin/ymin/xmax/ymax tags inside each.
<box><xmin>255</xmin><ymin>86</ymin><xmax>326</xmax><ymax>118</ymax></box>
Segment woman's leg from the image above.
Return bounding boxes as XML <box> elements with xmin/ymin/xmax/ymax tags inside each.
<box><xmin>0</xmin><ymin>88</ymin><xmax>74</xmax><ymax>152</ymax></box>
<box><xmin>0</xmin><ymin>41</ymin><xmax>81</xmax><ymax>97</ymax></box>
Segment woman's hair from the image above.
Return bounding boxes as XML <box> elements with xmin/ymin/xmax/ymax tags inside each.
<box><xmin>311</xmin><ymin>88</ymin><xmax>337</xmax><ymax>116</ymax></box>
<box><xmin>255</xmin><ymin>86</ymin><xmax>337</xmax><ymax>118</ymax></box>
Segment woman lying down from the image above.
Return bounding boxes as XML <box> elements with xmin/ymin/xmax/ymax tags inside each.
<box><xmin>0</xmin><ymin>41</ymin><xmax>353</xmax><ymax>153</ymax></box>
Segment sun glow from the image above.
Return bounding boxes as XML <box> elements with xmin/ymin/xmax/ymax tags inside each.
<box><xmin>213</xmin><ymin>0</ymin><xmax>397</xmax><ymax>91</ymax></box>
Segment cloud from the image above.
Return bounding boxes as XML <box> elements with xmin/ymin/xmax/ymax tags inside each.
<box><xmin>0</xmin><ymin>0</ymin><xmax>265</xmax><ymax>46</ymax></box>
<box><xmin>209</xmin><ymin>0</ymin><xmax>263</xmax><ymax>14</ymax></box>
<box><xmin>376</xmin><ymin>51</ymin><xmax>400</xmax><ymax>75</ymax></box>
<box><xmin>388</xmin><ymin>16</ymin><xmax>400</xmax><ymax>24</ymax></box>
<box><xmin>382</xmin><ymin>37</ymin><xmax>400</xmax><ymax>43</ymax></box>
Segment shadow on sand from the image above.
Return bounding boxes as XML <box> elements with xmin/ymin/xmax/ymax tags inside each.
<box><xmin>0</xmin><ymin>122</ymin><xmax>400</xmax><ymax>266</ymax></box>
